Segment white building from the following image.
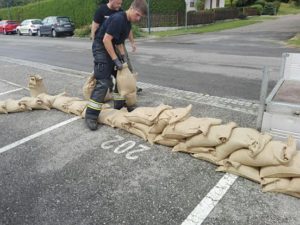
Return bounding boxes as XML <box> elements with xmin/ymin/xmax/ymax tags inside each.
<box><xmin>185</xmin><ymin>0</ymin><xmax>225</xmax><ymax>11</ymax></box>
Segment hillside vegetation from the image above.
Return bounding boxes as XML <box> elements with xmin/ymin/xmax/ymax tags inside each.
<box><xmin>0</xmin><ymin>0</ymin><xmax>186</xmax><ymax>27</ymax></box>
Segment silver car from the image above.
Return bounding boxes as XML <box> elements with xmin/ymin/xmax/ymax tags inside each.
<box><xmin>16</xmin><ymin>19</ymin><xmax>42</xmax><ymax>36</ymax></box>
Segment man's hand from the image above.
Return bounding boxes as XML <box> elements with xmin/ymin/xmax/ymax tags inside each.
<box><xmin>113</xmin><ymin>58</ymin><xmax>123</xmax><ymax>70</ymax></box>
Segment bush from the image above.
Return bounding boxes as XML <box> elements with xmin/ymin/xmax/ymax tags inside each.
<box><xmin>262</xmin><ymin>2</ymin><xmax>276</xmax><ymax>14</ymax></box>
<box><xmin>74</xmin><ymin>25</ymin><xmax>91</xmax><ymax>37</ymax></box>
<box><xmin>254</xmin><ymin>0</ymin><xmax>266</xmax><ymax>7</ymax></box>
<box><xmin>251</xmin><ymin>4</ymin><xmax>264</xmax><ymax>14</ymax></box>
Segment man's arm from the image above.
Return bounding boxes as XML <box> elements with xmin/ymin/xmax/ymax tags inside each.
<box><xmin>103</xmin><ymin>33</ymin><xmax>118</xmax><ymax>60</ymax></box>
<box><xmin>128</xmin><ymin>30</ymin><xmax>136</xmax><ymax>52</ymax></box>
<box><xmin>91</xmin><ymin>21</ymin><xmax>99</xmax><ymax>40</ymax></box>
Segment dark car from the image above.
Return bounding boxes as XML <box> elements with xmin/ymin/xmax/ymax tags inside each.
<box><xmin>38</xmin><ymin>16</ymin><xmax>75</xmax><ymax>37</ymax></box>
<box><xmin>0</xmin><ymin>20</ymin><xmax>19</xmax><ymax>34</ymax></box>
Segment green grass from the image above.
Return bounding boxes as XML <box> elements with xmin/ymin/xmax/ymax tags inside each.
<box><xmin>287</xmin><ymin>34</ymin><xmax>300</xmax><ymax>48</ymax></box>
<box><xmin>146</xmin><ymin>19</ymin><xmax>261</xmax><ymax>38</ymax></box>
<box><xmin>278</xmin><ymin>3</ymin><xmax>300</xmax><ymax>15</ymax></box>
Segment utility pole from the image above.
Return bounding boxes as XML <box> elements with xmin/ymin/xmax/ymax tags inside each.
<box><xmin>147</xmin><ymin>0</ymin><xmax>150</xmax><ymax>34</ymax></box>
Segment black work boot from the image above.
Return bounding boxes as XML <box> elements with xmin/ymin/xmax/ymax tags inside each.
<box><xmin>85</xmin><ymin>117</ymin><xmax>98</xmax><ymax>131</ymax></box>
<box><xmin>127</xmin><ymin>105</ymin><xmax>136</xmax><ymax>112</ymax></box>
<box><xmin>137</xmin><ymin>87</ymin><xmax>143</xmax><ymax>93</ymax></box>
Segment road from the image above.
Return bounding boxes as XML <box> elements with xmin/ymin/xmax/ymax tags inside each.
<box><xmin>0</xmin><ymin>14</ymin><xmax>300</xmax><ymax>225</ymax></box>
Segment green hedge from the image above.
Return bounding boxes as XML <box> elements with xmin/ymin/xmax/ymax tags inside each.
<box><xmin>122</xmin><ymin>0</ymin><xmax>186</xmax><ymax>13</ymax></box>
<box><xmin>0</xmin><ymin>0</ymin><xmax>98</xmax><ymax>27</ymax></box>
<box><xmin>0</xmin><ymin>0</ymin><xmax>186</xmax><ymax>27</ymax></box>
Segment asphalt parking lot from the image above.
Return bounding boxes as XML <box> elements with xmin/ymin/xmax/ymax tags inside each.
<box><xmin>1</xmin><ymin>56</ymin><xmax>300</xmax><ymax>225</ymax></box>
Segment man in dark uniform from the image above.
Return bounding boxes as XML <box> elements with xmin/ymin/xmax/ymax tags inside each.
<box><xmin>85</xmin><ymin>0</ymin><xmax>148</xmax><ymax>131</ymax></box>
<box><xmin>91</xmin><ymin>0</ymin><xmax>142</xmax><ymax>91</ymax></box>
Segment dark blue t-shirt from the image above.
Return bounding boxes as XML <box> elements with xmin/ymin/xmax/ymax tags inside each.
<box><xmin>95</xmin><ymin>11</ymin><xmax>131</xmax><ymax>45</ymax></box>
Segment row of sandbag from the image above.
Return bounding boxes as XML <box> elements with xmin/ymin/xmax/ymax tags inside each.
<box><xmin>0</xmin><ymin>75</ymin><xmax>89</xmax><ymax>116</ymax></box>
<box><xmin>1</xmin><ymin>75</ymin><xmax>299</xmax><ymax>198</ymax></box>
<box><xmin>95</xmin><ymin>103</ymin><xmax>300</xmax><ymax>199</ymax></box>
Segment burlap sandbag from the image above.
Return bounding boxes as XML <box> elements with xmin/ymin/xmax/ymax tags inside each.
<box><xmin>192</xmin><ymin>152</ymin><xmax>221</xmax><ymax>165</ymax></box>
<box><xmin>228</xmin><ymin>137</ymin><xmax>297</xmax><ymax>167</ymax></box>
<box><xmin>0</xmin><ymin>101</ymin><xmax>8</xmax><ymax>114</ymax></box>
<box><xmin>37</xmin><ymin>92</ymin><xmax>66</xmax><ymax>107</ymax></box>
<box><xmin>262</xmin><ymin>178</ymin><xmax>300</xmax><ymax>198</ymax></box>
<box><xmin>154</xmin><ymin>135</ymin><xmax>180</xmax><ymax>147</ymax></box>
<box><xmin>215</xmin><ymin>128</ymin><xmax>272</xmax><ymax>160</ymax></box>
<box><xmin>288</xmin><ymin>178</ymin><xmax>300</xmax><ymax>193</ymax></box>
<box><xmin>20</xmin><ymin>97</ymin><xmax>51</xmax><ymax>110</ymax></box>
<box><xmin>116</xmin><ymin>63</ymin><xmax>136</xmax><ymax>96</ymax></box>
<box><xmin>125</xmin><ymin>104</ymin><xmax>172</xmax><ymax>126</ymax></box>
<box><xmin>66</xmin><ymin>100</ymin><xmax>88</xmax><ymax>116</ymax></box>
<box><xmin>82</xmin><ymin>75</ymin><xmax>112</xmax><ymax>102</ymax></box>
<box><xmin>131</xmin><ymin>122</ymin><xmax>150</xmax><ymax>137</ymax></box>
<box><xmin>175</xmin><ymin>122</ymin><xmax>237</xmax><ymax>151</ymax></box>
<box><xmin>5</xmin><ymin>99</ymin><xmax>30</xmax><ymax>113</ymax></box>
<box><xmin>217</xmin><ymin>160</ymin><xmax>261</xmax><ymax>183</ymax></box>
<box><xmin>162</xmin><ymin>117</ymin><xmax>222</xmax><ymax>140</ymax></box>
<box><xmin>260</xmin><ymin>151</ymin><xmax>300</xmax><ymax>178</ymax></box>
<box><xmin>125</xmin><ymin>91</ymin><xmax>137</xmax><ymax>107</ymax></box>
<box><xmin>173</xmin><ymin>145</ymin><xmax>215</xmax><ymax>154</ymax></box>
<box><xmin>98</xmin><ymin>108</ymin><xmax>131</xmax><ymax>129</ymax></box>
<box><xmin>28</xmin><ymin>75</ymin><xmax>47</xmax><ymax>97</ymax></box>
<box><xmin>52</xmin><ymin>96</ymin><xmax>82</xmax><ymax>113</ymax></box>
<box><xmin>260</xmin><ymin>177</ymin><xmax>281</xmax><ymax>186</ymax></box>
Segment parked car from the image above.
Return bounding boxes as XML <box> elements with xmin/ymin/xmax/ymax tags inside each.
<box><xmin>38</xmin><ymin>16</ymin><xmax>75</xmax><ymax>37</ymax></box>
<box><xmin>16</xmin><ymin>19</ymin><xmax>43</xmax><ymax>36</ymax></box>
<box><xmin>0</xmin><ymin>20</ymin><xmax>19</xmax><ymax>35</ymax></box>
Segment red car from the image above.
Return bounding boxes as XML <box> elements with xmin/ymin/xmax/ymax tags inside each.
<box><xmin>0</xmin><ymin>20</ymin><xmax>19</xmax><ymax>34</ymax></box>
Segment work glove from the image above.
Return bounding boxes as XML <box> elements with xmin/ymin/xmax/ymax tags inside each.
<box><xmin>120</xmin><ymin>54</ymin><xmax>127</xmax><ymax>63</ymax></box>
<box><xmin>113</xmin><ymin>58</ymin><xmax>123</xmax><ymax>70</ymax></box>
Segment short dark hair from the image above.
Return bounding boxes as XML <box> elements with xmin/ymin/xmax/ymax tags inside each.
<box><xmin>130</xmin><ymin>0</ymin><xmax>148</xmax><ymax>16</ymax></box>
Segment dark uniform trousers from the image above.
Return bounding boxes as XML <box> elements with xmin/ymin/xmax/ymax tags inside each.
<box><xmin>85</xmin><ymin>41</ymin><xmax>125</xmax><ymax>120</ymax></box>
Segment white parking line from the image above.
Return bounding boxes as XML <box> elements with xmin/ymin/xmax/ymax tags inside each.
<box><xmin>0</xmin><ymin>117</ymin><xmax>80</xmax><ymax>154</ymax></box>
<box><xmin>181</xmin><ymin>173</ymin><xmax>238</xmax><ymax>225</ymax></box>
<box><xmin>0</xmin><ymin>88</ymin><xmax>24</xmax><ymax>96</ymax></box>
<box><xmin>0</xmin><ymin>78</ymin><xmax>29</xmax><ymax>90</ymax></box>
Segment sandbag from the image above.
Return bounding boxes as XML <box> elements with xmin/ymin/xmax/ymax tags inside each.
<box><xmin>116</xmin><ymin>63</ymin><xmax>136</xmax><ymax>96</ymax></box>
<box><xmin>131</xmin><ymin>122</ymin><xmax>150</xmax><ymax>137</ymax></box>
<box><xmin>173</xmin><ymin>145</ymin><xmax>215</xmax><ymax>154</ymax></box>
<box><xmin>0</xmin><ymin>101</ymin><xmax>8</xmax><ymax>114</ymax></box>
<box><xmin>125</xmin><ymin>91</ymin><xmax>137</xmax><ymax>107</ymax></box>
<box><xmin>28</xmin><ymin>75</ymin><xmax>47</xmax><ymax>97</ymax></box>
<box><xmin>192</xmin><ymin>152</ymin><xmax>221</xmax><ymax>165</ymax></box>
<box><xmin>82</xmin><ymin>75</ymin><xmax>112</xmax><ymax>102</ymax></box>
<box><xmin>260</xmin><ymin>151</ymin><xmax>300</xmax><ymax>178</ymax></box>
<box><xmin>5</xmin><ymin>99</ymin><xmax>30</xmax><ymax>113</ymax></box>
<box><xmin>99</xmin><ymin>108</ymin><xmax>131</xmax><ymax>129</ymax></box>
<box><xmin>52</xmin><ymin>96</ymin><xmax>82</xmax><ymax>113</ymax></box>
<box><xmin>217</xmin><ymin>160</ymin><xmax>261</xmax><ymax>183</ymax></box>
<box><xmin>262</xmin><ymin>178</ymin><xmax>300</xmax><ymax>198</ymax></box>
<box><xmin>215</xmin><ymin>128</ymin><xmax>272</xmax><ymax>160</ymax></box>
<box><xmin>37</xmin><ymin>92</ymin><xmax>66</xmax><ymax>107</ymax></box>
<box><xmin>176</xmin><ymin>122</ymin><xmax>237</xmax><ymax>150</ymax></box>
<box><xmin>82</xmin><ymin>75</ymin><xmax>96</xmax><ymax>100</ymax></box>
<box><xmin>66</xmin><ymin>100</ymin><xmax>88</xmax><ymax>116</ymax></box>
<box><xmin>228</xmin><ymin>137</ymin><xmax>296</xmax><ymax>167</ymax></box>
<box><xmin>161</xmin><ymin>117</ymin><xmax>222</xmax><ymax>140</ymax></box>
<box><xmin>125</xmin><ymin>104</ymin><xmax>172</xmax><ymax>126</ymax></box>
<box><xmin>20</xmin><ymin>97</ymin><xmax>51</xmax><ymax>110</ymax></box>
<box><xmin>154</xmin><ymin>135</ymin><xmax>180</xmax><ymax>147</ymax></box>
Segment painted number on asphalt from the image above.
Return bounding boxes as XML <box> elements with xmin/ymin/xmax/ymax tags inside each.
<box><xmin>101</xmin><ymin>135</ymin><xmax>151</xmax><ymax>160</ymax></box>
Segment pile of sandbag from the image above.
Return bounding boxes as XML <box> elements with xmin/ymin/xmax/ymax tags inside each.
<box><xmin>98</xmin><ymin>104</ymin><xmax>300</xmax><ymax>198</ymax></box>
<box><xmin>2</xmin><ymin>75</ymin><xmax>300</xmax><ymax>199</ymax></box>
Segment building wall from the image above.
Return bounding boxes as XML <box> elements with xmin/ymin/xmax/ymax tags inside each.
<box><xmin>204</xmin><ymin>0</ymin><xmax>225</xmax><ymax>9</ymax></box>
<box><xmin>185</xmin><ymin>0</ymin><xmax>196</xmax><ymax>12</ymax></box>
